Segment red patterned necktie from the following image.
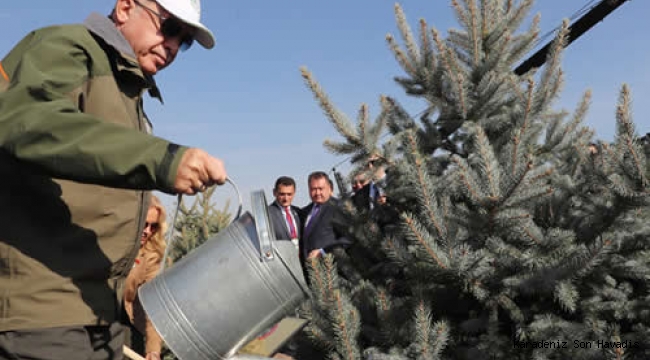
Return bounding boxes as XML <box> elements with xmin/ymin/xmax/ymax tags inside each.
<box><xmin>285</xmin><ymin>207</ymin><xmax>297</xmax><ymax>239</ymax></box>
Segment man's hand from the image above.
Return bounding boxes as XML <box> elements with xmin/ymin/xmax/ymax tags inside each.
<box><xmin>145</xmin><ymin>351</ymin><xmax>161</xmax><ymax>360</ymax></box>
<box><xmin>174</xmin><ymin>148</ymin><xmax>227</xmax><ymax>195</ymax></box>
<box><xmin>307</xmin><ymin>249</ymin><xmax>322</xmax><ymax>259</ymax></box>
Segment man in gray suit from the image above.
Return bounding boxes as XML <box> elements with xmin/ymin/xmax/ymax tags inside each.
<box><xmin>268</xmin><ymin>176</ymin><xmax>302</xmax><ymax>249</ymax></box>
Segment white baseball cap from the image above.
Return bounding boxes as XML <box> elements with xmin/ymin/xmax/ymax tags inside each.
<box><xmin>156</xmin><ymin>0</ymin><xmax>215</xmax><ymax>49</ymax></box>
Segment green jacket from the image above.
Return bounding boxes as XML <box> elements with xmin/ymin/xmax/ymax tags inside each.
<box><xmin>0</xmin><ymin>13</ymin><xmax>188</xmax><ymax>331</ymax></box>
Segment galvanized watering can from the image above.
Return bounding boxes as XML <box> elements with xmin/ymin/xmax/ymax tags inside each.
<box><xmin>138</xmin><ymin>183</ymin><xmax>309</xmax><ymax>360</ymax></box>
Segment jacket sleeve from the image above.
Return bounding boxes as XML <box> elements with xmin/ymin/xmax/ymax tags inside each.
<box><xmin>0</xmin><ymin>29</ymin><xmax>185</xmax><ymax>193</ymax></box>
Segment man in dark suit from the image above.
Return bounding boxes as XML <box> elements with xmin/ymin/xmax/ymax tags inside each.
<box><xmin>268</xmin><ymin>176</ymin><xmax>301</xmax><ymax>249</ymax></box>
<box><xmin>300</xmin><ymin>171</ymin><xmax>351</xmax><ymax>262</ymax></box>
<box><xmin>351</xmin><ymin>159</ymin><xmax>387</xmax><ymax>212</ymax></box>
<box><xmin>351</xmin><ymin>173</ymin><xmax>371</xmax><ymax>211</ymax></box>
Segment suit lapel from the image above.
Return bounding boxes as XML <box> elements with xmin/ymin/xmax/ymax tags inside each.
<box><xmin>272</xmin><ymin>202</ymin><xmax>292</xmax><ymax>240</ymax></box>
<box><xmin>304</xmin><ymin>202</ymin><xmax>326</xmax><ymax>240</ymax></box>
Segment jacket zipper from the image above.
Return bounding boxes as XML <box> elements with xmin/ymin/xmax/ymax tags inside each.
<box><xmin>121</xmin><ymin>94</ymin><xmax>148</xmax><ymax>276</ymax></box>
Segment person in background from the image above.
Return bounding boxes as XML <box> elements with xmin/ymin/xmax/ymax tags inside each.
<box><xmin>124</xmin><ymin>195</ymin><xmax>168</xmax><ymax>360</ymax></box>
<box><xmin>300</xmin><ymin>171</ymin><xmax>351</xmax><ymax>262</ymax></box>
<box><xmin>268</xmin><ymin>176</ymin><xmax>302</xmax><ymax>249</ymax></box>
<box><xmin>351</xmin><ymin>157</ymin><xmax>387</xmax><ymax>212</ymax></box>
<box><xmin>351</xmin><ymin>173</ymin><xmax>371</xmax><ymax>211</ymax></box>
<box><xmin>351</xmin><ymin>173</ymin><xmax>369</xmax><ymax>193</ymax></box>
<box><xmin>0</xmin><ymin>0</ymin><xmax>226</xmax><ymax>358</ymax></box>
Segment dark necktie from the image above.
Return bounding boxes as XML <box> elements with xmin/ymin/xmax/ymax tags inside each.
<box><xmin>304</xmin><ymin>204</ymin><xmax>320</xmax><ymax>236</ymax></box>
<box><xmin>284</xmin><ymin>207</ymin><xmax>297</xmax><ymax>239</ymax></box>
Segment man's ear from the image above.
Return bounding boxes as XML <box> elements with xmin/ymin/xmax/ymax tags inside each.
<box><xmin>113</xmin><ymin>0</ymin><xmax>137</xmax><ymax>25</ymax></box>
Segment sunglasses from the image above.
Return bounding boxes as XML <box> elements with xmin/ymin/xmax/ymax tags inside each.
<box><xmin>134</xmin><ymin>0</ymin><xmax>194</xmax><ymax>51</ymax></box>
<box><xmin>143</xmin><ymin>221</ymin><xmax>160</xmax><ymax>232</ymax></box>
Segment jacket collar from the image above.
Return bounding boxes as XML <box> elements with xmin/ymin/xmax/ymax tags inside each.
<box><xmin>83</xmin><ymin>13</ymin><xmax>163</xmax><ymax>103</ymax></box>
<box><xmin>272</xmin><ymin>201</ymin><xmax>296</xmax><ymax>212</ymax></box>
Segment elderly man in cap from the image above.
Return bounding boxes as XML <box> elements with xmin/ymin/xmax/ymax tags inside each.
<box><xmin>0</xmin><ymin>0</ymin><xmax>224</xmax><ymax>358</ymax></box>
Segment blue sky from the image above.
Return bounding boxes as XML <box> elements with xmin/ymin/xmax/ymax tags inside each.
<box><xmin>1</xmin><ymin>0</ymin><xmax>648</xmax><ymax>215</ymax></box>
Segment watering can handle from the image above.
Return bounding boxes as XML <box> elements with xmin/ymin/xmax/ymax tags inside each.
<box><xmin>158</xmin><ymin>177</ymin><xmax>244</xmax><ymax>274</ymax></box>
<box><xmin>250</xmin><ymin>190</ymin><xmax>275</xmax><ymax>262</ymax></box>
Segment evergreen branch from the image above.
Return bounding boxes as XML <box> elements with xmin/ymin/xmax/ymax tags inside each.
<box><xmin>467</xmin><ymin>0</ymin><xmax>480</xmax><ymax>67</ymax></box>
<box><xmin>301</xmin><ymin>67</ymin><xmax>357</xmax><ymax>142</ymax></box>
<box><xmin>522</xmin><ymin>219</ymin><xmax>543</xmax><ymax>245</ymax></box>
<box><xmin>486</xmin><ymin>236</ymin><xmax>524</xmax><ymax>266</ymax></box>
<box><xmin>323</xmin><ymin>255</ymin><xmax>340</xmax><ymax>304</ymax></box>
<box><xmin>507</xmin><ymin>14</ymin><xmax>539</xmax><ymax>67</ymax></box>
<box><xmin>309</xmin><ymin>257</ymin><xmax>329</xmax><ymax>303</ymax></box>
<box><xmin>506</xmin><ymin>73</ymin><xmax>526</xmax><ymax>104</ymax></box>
<box><xmin>616</xmin><ymin>84</ymin><xmax>648</xmax><ymax>187</ymax></box>
<box><xmin>304</xmin><ymin>319</ymin><xmax>336</xmax><ymax>353</ymax></box>
<box><xmin>502</xmin><ymin>180</ymin><xmax>553</xmax><ymax>211</ymax></box>
<box><xmin>466</xmin><ymin>277</ymin><xmax>489</xmax><ymax>302</ymax></box>
<box><xmin>448</xmin><ymin>29</ymin><xmax>472</xmax><ymax>68</ymax></box>
<box><xmin>419</xmin><ymin>18</ymin><xmax>433</xmax><ymax>70</ymax></box>
<box><xmin>403</xmin><ymin>130</ymin><xmax>448</xmax><ymax>240</ymax></box>
<box><xmin>382</xmin><ymin>236</ymin><xmax>407</xmax><ymax>266</ymax></box>
<box><xmin>480</xmin><ymin>0</ymin><xmax>490</xmax><ymax>41</ymax></box>
<box><xmin>431</xmin><ymin>27</ymin><xmax>468</xmax><ymax>118</ymax></box>
<box><xmin>543</xmin><ymin>92</ymin><xmax>592</xmax><ymax>167</ymax></box>
<box><xmin>512</xmin><ymin>78</ymin><xmax>534</xmax><ymax>174</ymax></box>
<box><xmin>386</xmin><ymin>34</ymin><xmax>417</xmax><ymax>77</ymax></box>
<box><xmin>377</xmin><ymin>287</ymin><xmax>390</xmax><ymax>314</ymax></box>
<box><xmin>358</xmin><ymin>103</ymin><xmax>368</xmax><ymax>143</ymax></box>
<box><xmin>430</xmin><ymin>321</ymin><xmax>449</xmax><ymax>359</ymax></box>
<box><xmin>505</xmin><ymin>0</ymin><xmax>514</xmax><ymax>14</ymax></box>
<box><xmin>328</xmin><ymin>353</ymin><xmax>342</xmax><ymax>360</ymax></box>
<box><xmin>383</xmin><ymin>96</ymin><xmax>417</xmax><ymax>135</ymax></box>
<box><xmin>394</xmin><ymin>3</ymin><xmax>420</xmax><ymax>69</ymax></box>
<box><xmin>505</xmin><ymin>0</ymin><xmax>535</xmax><ymax>43</ymax></box>
<box><xmin>449</xmin><ymin>47</ymin><xmax>468</xmax><ymax>118</ymax></box>
<box><xmin>534</xmin><ymin>19</ymin><xmax>568</xmax><ymax>111</ymax></box>
<box><xmin>368</xmin><ymin>101</ymin><xmax>388</xmax><ymax>154</ymax></box>
<box><xmin>332</xmin><ymin>290</ymin><xmax>360</xmax><ymax>360</ymax></box>
<box><xmin>487</xmin><ymin>29</ymin><xmax>512</xmax><ymax>70</ymax></box>
<box><xmin>493</xmin><ymin>209</ymin><xmax>543</xmax><ymax>245</ymax></box>
<box><xmin>502</xmin><ymin>165</ymin><xmax>554</xmax><ymax>210</ymax></box>
<box><xmin>554</xmin><ymin>280</ymin><xmax>579</xmax><ymax>313</ymax></box>
<box><xmin>574</xmin><ymin>238</ymin><xmax>614</xmax><ymax>279</ymax></box>
<box><xmin>608</xmin><ymin>174</ymin><xmax>649</xmax><ymax>200</ymax></box>
<box><xmin>472</xmin><ymin>125</ymin><xmax>501</xmax><ymax>201</ymax></box>
<box><xmin>451</xmin><ymin>155</ymin><xmax>485</xmax><ymax>205</ymax></box>
<box><xmin>402</xmin><ymin>213</ymin><xmax>448</xmax><ymax>269</ymax></box>
<box><xmin>323</xmin><ymin>140</ymin><xmax>361</xmax><ymax>155</ymax></box>
<box><xmin>567</xmin><ymin>91</ymin><xmax>592</xmax><ymax>142</ymax></box>
<box><xmin>414</xmin><ymin>301</ymin><xmax>433</xmax><ymax>358</ymax></box>
<box><xmin>450</xmin><ymin>0</ymin><xmax>470</xmax><ymax>34</ymax></box>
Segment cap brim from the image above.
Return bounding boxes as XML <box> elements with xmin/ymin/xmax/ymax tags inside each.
<box><xmin>185</xmin><ymin>21</ymin><xmax>215</xmax><ymax>49</ymax></box>
<box><xmin>155</xmin><ymin>0</ymin><xmax>215</xmax><ymax>49</ymax></box>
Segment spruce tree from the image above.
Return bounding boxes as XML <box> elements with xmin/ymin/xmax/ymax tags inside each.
<box><xmin>298</xmin><ymin>1</ymin><xmax>649</xmax><ymax>359</ymax></box>
<box><xmin>166</xmin><ymin>187</ymin><xmax>233</xmax><ymax>262</ymax></box>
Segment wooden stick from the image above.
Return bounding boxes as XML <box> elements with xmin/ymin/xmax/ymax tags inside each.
<box><xmin>123</xmin><ymin>345</ymin><xmax>146</xmax><ymax>360</ymax></box>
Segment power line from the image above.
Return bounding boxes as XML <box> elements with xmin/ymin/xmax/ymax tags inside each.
<box><xmin>535</xmin><ymin>0</ymin><xmax>600</xmax><ymax>50</ymax></box>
